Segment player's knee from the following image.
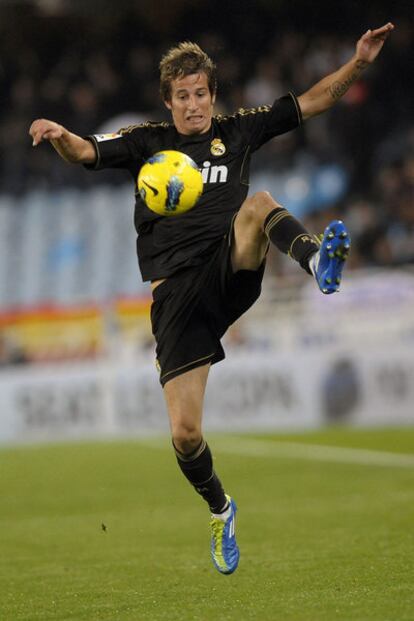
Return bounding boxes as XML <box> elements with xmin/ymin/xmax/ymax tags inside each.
<box><xmin>251</xmin><ymin>190</ymin><xmax>273</xmax><ymax>204</ymax></box>
<box><xmin>251</xmin><ymin>190</ymin><xmax>281</xmax><ymax>212</ymax></box>
<box><xmin>241</xmin><ymin>191</ymin><xmax>278</xmax><ymax>224</ymax></box>
<box><xmin>171</xmin><ymin>422</ymin><xmax>202</xmax><ymax>455</ymax></box>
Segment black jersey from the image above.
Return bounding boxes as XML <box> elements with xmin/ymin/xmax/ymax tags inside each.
<box><xmin>86</xmin><ymin>92</ymin><xmax>302</xmax><ymax>281</ymax></box>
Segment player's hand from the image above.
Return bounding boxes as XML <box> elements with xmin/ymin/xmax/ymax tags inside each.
<box><xmin>355</xmin><ymin>23</ymin><xmax>394</xmax><ymax>64</ymax></box>
<box><xmin>29</xmin><ymin>119</ymin><xmax>66</xmax><ymax>146</ymax></box>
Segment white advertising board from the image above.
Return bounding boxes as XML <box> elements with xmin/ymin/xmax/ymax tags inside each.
<box><xmin>0</xmin><ymin>342</ymin><xmax>413</xmax><ymax>446</ymax></box>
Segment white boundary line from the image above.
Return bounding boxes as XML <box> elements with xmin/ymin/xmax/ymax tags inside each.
<box><xmin>212</xmin><ymin>437</ymin><xmax>414</xmax><ymax>468</ymax></box>
<box><xmin>142</xmin><ymin>436</ymin><xmax>414</xmax><ymax>468</ymax></box>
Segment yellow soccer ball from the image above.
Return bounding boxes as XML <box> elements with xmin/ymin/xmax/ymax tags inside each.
<box><xmin>138</xmin><ymin>150</ymin><xmax>203</xmax><ymax>216</ymax></box>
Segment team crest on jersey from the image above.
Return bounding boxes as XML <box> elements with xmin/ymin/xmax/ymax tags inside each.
<box><xmin>210</xmin><ymin>138</ymin><xmax>226</xmax><ymax>156</ymax></box>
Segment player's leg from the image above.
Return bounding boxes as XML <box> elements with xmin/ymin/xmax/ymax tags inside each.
<box><xmin>232</xmin><ymin>191</ymin><xmax>350</xmax><ymax>292</ymax></box>
<box><xmin>163</xmin><ymin>364</ymin><xmax>239</xmax><ymax>574</ymax></box>
<box><xmin>165</xmin><ymin>364</ymin><xmax>227</xmax><ymax>514</ymax></box>
<box><xmin>232</xmin><ymin>191</ymin><xmax>317</xmax><ymax>271</ymax></box>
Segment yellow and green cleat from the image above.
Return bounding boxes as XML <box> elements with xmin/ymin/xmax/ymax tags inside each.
<box><xmin>210</xmin><ymin>495</ymin><xmax>239</xmax><ymax>575</ymax></box>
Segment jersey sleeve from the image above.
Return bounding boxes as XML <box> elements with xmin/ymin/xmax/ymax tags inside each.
<box><xmin>236</xmin><ymin>92</ymin><xmax>302</xmax><ymax>151</ymax></box>
<box><xmin>84</xmin><ymin>129</ymin><xmax>146</xmax><ymax>170</ymax></box>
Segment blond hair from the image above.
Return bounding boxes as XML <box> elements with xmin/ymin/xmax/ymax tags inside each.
<box><xmin>159</xmin><ymin>41</ymin><xmax>217</xmax><ymax>101</ymax></box>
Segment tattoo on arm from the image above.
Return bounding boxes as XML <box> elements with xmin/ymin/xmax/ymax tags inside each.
<box><xmin>355</xmin><ymin>60</ymin><xmax>369</xmax><ymax>71</ymax></box>
<box><xmin>326</xmin><ymin>59</ymin><xmax>369</xmax><ymax>101</ymax></box>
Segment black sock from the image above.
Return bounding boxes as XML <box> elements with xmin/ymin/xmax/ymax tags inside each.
<box><xmin>264</xmin><ymin>207</ymin><xmax>319</xmax><ymax>274</ymax></box>
<box><xmin>173</xmin><ymin>439</ymin><xmax>227</xmax><ymax>513</ymax></box>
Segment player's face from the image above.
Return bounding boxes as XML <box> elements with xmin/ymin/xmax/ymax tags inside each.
<box><xmin>165</xmin><ymin>72</ymin><xmax>216</xmax><ymax>135</ymax></box>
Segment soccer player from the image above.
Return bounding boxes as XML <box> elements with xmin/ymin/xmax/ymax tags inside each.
<box><xmin>29</xmin><ymin>22</ymin><xmax>393</xmax><ymax>575</ymax></box>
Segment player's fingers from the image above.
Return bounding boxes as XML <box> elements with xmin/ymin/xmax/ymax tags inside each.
<box><xmin>29</xmin><ymin>124</ymin><xmax>39</xmax><ymax>145</ymax></box>
<box><xmin>29</xmin><ymin>120</ymin><xmax>39</xmax><ymax>134</ymax></box>
<box><xmin>31</xmin><ymin>129</ymin><xmax>49</xmax><ymax>146</ymax></box>
<box><xmin>371</xmin><ymin>22</ymin><xmax>394</xmax><ymax>38</ymax></box>
<box><xmin>31</xmin><ymin>126</ymin><xmax>62</xmax><ymax>146</ymax></box>
<box><xmin>379</xmin><ymin>22</ymin><xmax>394</xmax><ymax>32</ymax></box>
<box><xmin>29</xmin><ymin>119</ymin><xmax>61</xmax><ymax>145</ymax></box>
<box><xmin>29</xmin><ymin>121</ymin><xmax>47</xmax><ymax>146</ymax></box>
<box><xmin>31</xmin><ymin>131</ymin><xmax>43</xmax><ymax>147</ymax></box>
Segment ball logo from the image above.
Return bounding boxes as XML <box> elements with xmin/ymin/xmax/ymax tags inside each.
<box><xmin>141</xmin><ymin>179</ymin><xmax>159</xmax><ymax>196</ymax></box>
<box><xmin>210</xmin><ymin>139</ymin><xmax>226</xmax><ymax>156</ymax></box>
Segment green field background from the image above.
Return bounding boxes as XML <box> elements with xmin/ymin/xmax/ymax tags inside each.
<box><xmin>1</xmin><ymin>428</ymin><xmax>413</xmax><ymax>621</ymax></box>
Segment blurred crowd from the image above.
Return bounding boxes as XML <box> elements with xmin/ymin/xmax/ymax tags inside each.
<box><xmin>0</xmin><ymin>1</ymin><xmax>413</xmax><ymax>272</ymax></box>
<box><xmin>0</xmin><ymin>1</ymin><xmax>412</xmax><ymax>367</ymax></box>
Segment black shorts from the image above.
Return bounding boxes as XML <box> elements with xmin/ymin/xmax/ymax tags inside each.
<box><xmin>150</xmin><ymin>220</ymin><xmax>265</xmax><ymax>386</ymax></box>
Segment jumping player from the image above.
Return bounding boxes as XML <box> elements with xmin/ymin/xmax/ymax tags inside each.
<box><xmin>29</xmin><ymin>22</ymin><xmax>393</xmax><ymax>575</ymax></box>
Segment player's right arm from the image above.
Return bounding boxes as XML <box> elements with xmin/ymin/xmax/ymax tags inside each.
<box><xmin>29</xmin><ymin>119</ymin><xmax>96</xmax><ymax>164</ymax></box>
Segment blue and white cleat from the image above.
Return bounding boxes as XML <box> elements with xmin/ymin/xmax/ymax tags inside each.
<box><xmin>311</xmin><ymin>220</ymin><xmax>351</xmax><ymax>294</ymax></box>
<box><xmin>210</xmin><ymin>495</ymin><xmax>239</xmax><ymax>575</ymax></box>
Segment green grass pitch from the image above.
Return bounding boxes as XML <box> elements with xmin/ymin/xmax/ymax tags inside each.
<box><xmin>1</xmin><ymin>427</ymin><xmax>413</xmax><ymax>620</ymax></box>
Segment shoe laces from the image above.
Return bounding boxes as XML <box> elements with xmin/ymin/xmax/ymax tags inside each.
<box><xmin>210</xmin><ymin>516</ymin><xmax>225</xmax><ymax>534</ymax></box>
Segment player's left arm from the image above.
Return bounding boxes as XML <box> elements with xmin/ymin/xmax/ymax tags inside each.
<box><xmin>297</xmin><ymin>22</ymin><xmax>394</xmax><ymax>121</ymax></box>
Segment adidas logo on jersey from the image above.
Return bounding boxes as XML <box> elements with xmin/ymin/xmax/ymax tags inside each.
<box><xmin>201</xmin><ymin>161</ymin><xmax>228</xmax><ymax>184</ymax></box>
